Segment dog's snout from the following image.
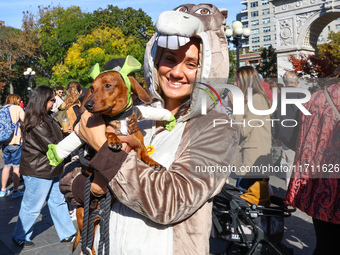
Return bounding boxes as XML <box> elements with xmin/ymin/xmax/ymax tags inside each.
<box><xmin>84</xmin><ymin>100</ymin><xmax>94</xmax><ymax>110</ymax></box>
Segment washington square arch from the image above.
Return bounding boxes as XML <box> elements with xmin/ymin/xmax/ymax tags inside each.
<box><xmin>271</xmin><ymin>0</ymin><xmax>340</xmax><ymax>77</ymax></box>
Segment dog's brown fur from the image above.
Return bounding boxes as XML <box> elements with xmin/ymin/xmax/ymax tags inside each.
<box><xmin>73</xmin><ymin>71</ymin><xmax>163</xmax><ymax>253</ymax></box>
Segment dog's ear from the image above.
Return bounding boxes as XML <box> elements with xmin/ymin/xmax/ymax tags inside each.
<box><xmin>78</xmin><ymin>88</ymin><xmax>92</xmax><ymax>114</ymax></box>
<box><xmin>129</xmin><ymin>76</ymin><xmax>152</xmax><ymax>104</ymax></box>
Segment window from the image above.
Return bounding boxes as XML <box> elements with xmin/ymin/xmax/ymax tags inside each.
<box><xmin>336</xmin><ymin>24</ymin><xmax>340</xmax><ymax>29</ymax></box>
<box><xmin>263</xmin><ymin>26</ymin><xmax>271</xmax><ymax>33</ymax></box>
<box><xmin>250</xmin><ymin>1</ymin><xmax>258</xmax><ymax>8</ymax></box>
<box><xmin>251</xmin><ymin>11</ymin><xmax>259</xmax><ymax>17</ymax></box>
<box><xmin>328</xmin><ymin>26</ymin><xmax>331</xmax><ymax>31</ymax></box>
<box><xmin>243</xmin><ymin>24</ymin><xmax>248</xmax><ymax>28</ymax></box>
<box><xmin>264</xmin><ymin>35</ymin><xmax>271</xmax><ymax>41</ymax></box>
<box><xmin>264</xmin><ymin>44</ymin><xmax>271</xmax><ymax>49</ymax></box>
<box><xmin>251</xmin><ymin>20</ymin><xmax>259</xmax><ymax>26</ymax></box>
<box><xmin>262</xmin><ymin>8</ymin><xmax>270</xmax><ymax>15</ymax></box>
<box><xmin>252</xmin><ymin>46</ymin><xmax>260</xmax><ymax>52</ymax></box>
<box><xmin>252</xmin><ymin>37</ymin><xmax>260</xmax><ymax>43</ymax></box>
<box><xmin>263</xmin><ymin>18</ymin><xmax>270</xmax><ymax>24</ymax></box>
<box><xmin>249</xmin><ymin>60</ymin><xmax>259</xmax><ymax>66</ymax></box>
<box><xmin>262</xmin><ymin>0</ymin><xmax>269</xmax><ymax>5</ymax></box>
<box><xmin>251</xmin><ymin>28</ymin><xmax>260</xmax><ymax>34</ymax></box>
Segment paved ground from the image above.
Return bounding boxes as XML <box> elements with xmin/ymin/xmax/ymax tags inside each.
<box><xmin>0</xmin><ymin>151</ymin><xmax>315</xmax><ymax>255</ymax></box>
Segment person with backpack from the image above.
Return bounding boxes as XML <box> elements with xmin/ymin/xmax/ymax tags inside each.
<box><xmin>0</xmin><ymin>94</ymin><xmax>25</xmax><ymax>198</ymax></box>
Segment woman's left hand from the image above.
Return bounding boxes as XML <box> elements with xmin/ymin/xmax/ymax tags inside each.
<box><xmin>74</xmin><ymin>110</ymin><xmax>107</xmax><ymax>151</ymax></box>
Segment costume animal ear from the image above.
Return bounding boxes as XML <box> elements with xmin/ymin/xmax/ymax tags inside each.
<box><xmin>120</xmin><ymin>55</ymin><xmax>142</xmax><ymax>77</ymax></box>
<box><xmin>219</xmin><ymin>8</ymin><xmax>228</xmax><ymax>19</ymax></box>
<box><xmin>129</xmin><ymin>77</ymin><xmax>152</xmax><ymax>104</ymax></box>
<box><xmin>88</xmin><ymin>63</ymin><xmax>101</xmax><ymax>80</ymax></box>
<box><xmin>78</xmin><ymin>89</ymin><xmax>92</xmax><ymax>114</ymax></box>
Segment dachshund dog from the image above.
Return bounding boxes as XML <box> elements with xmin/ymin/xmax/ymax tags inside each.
<box><xmin>83</xmin><ymin>71</ymin><xmax>162</xmax><ymax>170</ymax></box>
<box><xmin>73</xmin><ymin>71</ymin><xmax>163</xmax><ymax>254</ymax></box>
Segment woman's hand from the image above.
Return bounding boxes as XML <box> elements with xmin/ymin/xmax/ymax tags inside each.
<box><xmin>74</xmin><ymin>110</ymin><xmax>107</xmax><ymax>151</ymax></box>
<box><xmin>118</xmin><ymin>134</ymin><xmax>140</xmax><ymax>153</ymax></box>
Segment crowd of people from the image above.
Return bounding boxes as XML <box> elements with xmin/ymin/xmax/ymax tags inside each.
<box><xmin>0</xmin><ymin>3</ymin><xmax>339</xmax><ymax>255</ymax></box>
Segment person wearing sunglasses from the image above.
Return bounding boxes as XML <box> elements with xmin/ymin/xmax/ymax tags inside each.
<box><xmin>51</xmin><ymin>85</ymin><xmax>64</xmax><ymax>113</ymax></box>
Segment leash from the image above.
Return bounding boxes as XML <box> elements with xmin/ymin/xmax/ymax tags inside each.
<box><xmin>80</xmin><ymin>175</ymin><xmax>112</xmax><ymax>255</ymax></box>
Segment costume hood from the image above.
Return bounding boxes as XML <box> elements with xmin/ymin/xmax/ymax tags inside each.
<box><xmin>144</xmin><ymin>3</ymin><xmax>229</xmax><ymax>122</ymax></box>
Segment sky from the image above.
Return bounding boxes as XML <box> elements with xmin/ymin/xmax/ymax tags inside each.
<box><xmin>0</xmin><ymin>0</ymin><xmax>243</xmax><ymax>29</ymax></box>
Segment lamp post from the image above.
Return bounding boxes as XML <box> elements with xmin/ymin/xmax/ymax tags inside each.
<box><xmin>225</xmin><ymin>21</ymin><xmax>251</xmax><ymax>69</ymax></box>
<box><xmin>24</xmin><ymin>68</ymin><xmax>35</xmax><ymax>98</ymax></box>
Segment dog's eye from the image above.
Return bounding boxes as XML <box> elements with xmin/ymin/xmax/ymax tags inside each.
<box><xmin>105</xmin><ymin>84</ymin><xmax>112</xmax><ymax>89</ymax></box>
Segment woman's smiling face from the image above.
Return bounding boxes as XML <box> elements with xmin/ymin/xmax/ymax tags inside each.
<box><xmin>157</xmin><ymin>39</ymin><xmax>200</xmax><ymax>110</ymax></box>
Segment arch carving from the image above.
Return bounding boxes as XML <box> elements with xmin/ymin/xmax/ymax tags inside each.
<box><xmin>270</xmin><ymin>0</ymin><xmax>340</xmax><ymax>76</ymax></box>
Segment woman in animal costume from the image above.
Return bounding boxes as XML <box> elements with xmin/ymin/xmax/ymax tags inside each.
<box><xmin>71</xmin><ymin>4</ymin><xmax>239</xmax><ymax>254</ymax></box>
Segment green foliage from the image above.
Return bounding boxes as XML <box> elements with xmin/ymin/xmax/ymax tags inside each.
<box><xmin>256</xmin><ymin>45</ymin><xmax>277</xmax><ymax>78</ymax></box>
<box><xmin>2</xmin><ymin>4</ymin><xmax>155</xmax><ymax>97</ymax></box>
<box><xmin>91</xmin><ymin>5</ymin><xmax>154</xmax><ymax>42</ymax></box>
<box><xmin>52</xmin><ymin>27</ymin><xmax>144</xmax><ymax>87</ymax></box>
<box><xmin>90</xmin><ymin>5</ymin><xmax>154</xmax><ymax>62</ymax></box>
<box><xmin>317</xmin><ymin>31</ymin><xmax>340</xmax><ymax>68</ymax></box>
<box><xmin>228</xmin><ymin>50</ymin><xmax>237</xmax><ymax>79</ymax></box>
<box><xmin>37</xmin><ymin>5</ymin><xmax>90</xmax><ymax>75</ymax></box>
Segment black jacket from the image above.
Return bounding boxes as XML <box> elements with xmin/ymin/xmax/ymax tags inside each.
<box><xmin>20</xmin><ymin>114</ymin><xmax>64</xmax><ymax>178</ymax></box>
<box><xmin>272</xmin><ymin>86</ymin><xmax>306</xmax><ymax>151</ymax></box>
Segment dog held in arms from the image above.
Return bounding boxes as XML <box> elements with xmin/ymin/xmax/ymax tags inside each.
<box><xmin>69</xmin><ymin>56</ymin><xmax>164</xmax><ymax>253</ymax></box>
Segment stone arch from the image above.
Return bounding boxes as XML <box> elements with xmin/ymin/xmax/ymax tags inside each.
<box><xmin>298</xmin><ymin>11</ymin><xmax>340</xmax><ymax>50</ymax></box>
<box><xmin>272</xmin><ymin>0</ymin><xmax>340</xmax><ymax>77</ymax></box>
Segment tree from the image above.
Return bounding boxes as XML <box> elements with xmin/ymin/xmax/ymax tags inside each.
<box><xmin>317</xmin><ymin>31</ymin><xmax>340</xmax><ymax>68</ymax></box>
<box><xmin>289</xmin><ymin>54</ymin><xmax>334</xmax><ymax>79</ymax></box>
<box><xmin>91</xmin><ymin>5</ymin><xmax>154</xmax><ymax>42</ymax></box>
<box><xmin>289</xmin><ymin>31</ymin><xmax>340</xmax><ymax>79</ymax></box>
<box><xmin>23</xmin><ymin>5</ymin><xmax>154</xmax><ymax>84</ymax></box>
<box><xmin>256</xmin><ymin>45</ymin><xmax>277</xmax><ymax>78</ymax></box>
<box><xmin>52</xmin><ymin>27</ymin><xmax>144</xmax><ymax>87</ymax></box>
<box><xmin>228</xmin><ymin>50</ymin><xmax>237</xmax><ymax>80</ymax></box>
<box><xmin>90</xmin><ymin>5</ymin><xmax>155</xmax><ymax>62</ymax></box>
<box><xmin>35</xmin><ymin>5</ymin><xmax>91</xmax><ymax>76</ymax></box>
<box><xmin>0</xmin><ymin>26</ymin><xmax>35</xmax><ymax>98</ymax></box>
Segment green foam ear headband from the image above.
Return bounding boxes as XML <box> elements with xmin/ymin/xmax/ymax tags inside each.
<box><xmin>88</xmin><ymin>55</ymin><xmax>142</xmax><ymax>114</ymax></box>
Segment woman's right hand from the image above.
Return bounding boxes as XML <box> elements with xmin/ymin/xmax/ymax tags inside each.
<box><xmin>74</xmin><ymin>110</ymin><xmax>107</xmax><ymax>151</ymax></box>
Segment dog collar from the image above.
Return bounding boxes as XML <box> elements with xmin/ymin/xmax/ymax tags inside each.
<box><xmin>89</xmin><ymin>55</ymin><xmax>142</xmax><ymax>114</ymax></box>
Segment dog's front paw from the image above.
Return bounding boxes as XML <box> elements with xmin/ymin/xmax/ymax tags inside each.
<box><xmin>153</xmin><ymin>164</ymin><xmax>165</xmax><ymax>172</ymax></box>
<box><xmin>108</xmin><ymin>142</ymin><xmax>122</xmax><ymax>151</ymax></box>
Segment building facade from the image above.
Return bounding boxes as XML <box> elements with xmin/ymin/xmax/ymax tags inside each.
<box><xmin>237</xmin><ymin>0</ymin><xmax>340</xmax><ymax>68</ymax></box>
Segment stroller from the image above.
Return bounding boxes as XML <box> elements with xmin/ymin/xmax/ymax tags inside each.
<box><xmin>210</xmin><ymin>183</ymin><xmax>294</xmax><ymax>255</ymax></box>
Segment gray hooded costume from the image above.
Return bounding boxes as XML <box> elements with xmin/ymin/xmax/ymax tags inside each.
<box><xmin>91</xmin><ymin>4</ymin><xmax>239</xmax><ymax>254</ymax></box>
